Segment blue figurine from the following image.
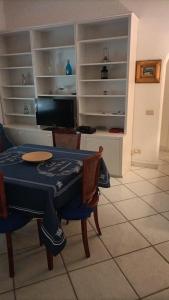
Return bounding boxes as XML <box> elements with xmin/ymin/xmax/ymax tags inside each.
<box><xmin>66</xmin><ymin>59</ymin><xmax>72</xmax><ymax>75</ymax></box>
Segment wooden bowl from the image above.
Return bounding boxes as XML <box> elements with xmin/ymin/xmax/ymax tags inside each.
<box><xmin>22</xmin><ymin>151</ymin><xmax>53</xmax><ymax>163</ymax></box>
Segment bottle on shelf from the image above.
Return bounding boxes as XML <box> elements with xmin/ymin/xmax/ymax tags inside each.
<box><xmin>101</xmin><ymin>66</ymin><xmax>108</xmax><ymax>79</ymax></box>
<box><xmin>21</xmin><ymin>74</ymin><xmax>26</xmax><ymax>85</ymax></box>
<box><xmin>24</xmin><ymin>104</ymin><xmax>29</xmax><ymax>114</ymax></box>
<box><xmin>103</xmin><ymin>47</ymin><xmax>109</xmax><ymax>62</ymax></box>
<box><xmin>65</xmin><ymin>59</ymin><xmax>72</xmax><ymax>75</ymax></box>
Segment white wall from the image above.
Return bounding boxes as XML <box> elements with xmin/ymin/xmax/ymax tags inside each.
<box><xmin>0</xmin><ymin>0</ymin><xmax>5</xmax><ymax>30</ymax></box>
<box><xmin>160</xmin><ymin>61</ymin><xmax>169</xmax><ymax>151</ymax></box>
<box><xmin>3</xmin><ymin>0</ymin><xmax>128</xmax><ymax>29</ymax></box>
<box><xmin>2</xmin><ymin>0</ymin><xmax>169</xmax><ymax>166</ymax></box>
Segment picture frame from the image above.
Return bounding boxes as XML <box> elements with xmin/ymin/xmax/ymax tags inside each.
<box><xmin>135</xmin><ymin>60</ymin><xmax>162</xmax><ymax>83</ymax></box>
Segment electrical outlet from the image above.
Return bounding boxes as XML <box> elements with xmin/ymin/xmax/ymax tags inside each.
<box><xmin>146</xmin><ymin>110</ymin><xmax>154</xmax><ymax>115</ymax></box>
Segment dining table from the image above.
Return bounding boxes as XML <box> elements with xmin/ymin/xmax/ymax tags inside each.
<box><xmin>0</xmin><ymin>144</ymin><xmax>110</xmax><ymax>255</ymax></box>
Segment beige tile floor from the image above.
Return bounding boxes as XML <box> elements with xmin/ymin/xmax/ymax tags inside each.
<box><xmin>2</xmin><ymin>152</ymin><xmax>169</xmax><ymax>299</ymax></box>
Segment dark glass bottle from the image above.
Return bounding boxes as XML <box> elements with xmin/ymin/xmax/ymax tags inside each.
<box><xmin>101</xmin><ymin>66</ymin><xmax>108</xmax><ymax>79</ymax></box>
<box><xmin>65</xmin><ymin>59</ymin><xmax>72</xmax><ymax>75</ymax></box>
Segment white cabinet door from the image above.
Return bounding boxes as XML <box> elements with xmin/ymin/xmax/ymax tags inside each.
<box><xmin>5</xmin><ymin>128</ymin><xmax>53</xmax><ymax>146</ymax></box>
<box><xmin>81</xmin><ymin>135</ymin><xmax>123</xmax><ymax>177</ymax></box>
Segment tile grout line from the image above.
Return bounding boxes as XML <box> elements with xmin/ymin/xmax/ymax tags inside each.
<box><xmin>60</xmin><ymin>252</ymin><xmax>79</xmax><ymax>300</ymax></box>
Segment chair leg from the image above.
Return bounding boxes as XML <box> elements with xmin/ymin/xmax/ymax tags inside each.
<box><xmin>37</xmin><ymin>219</ymin><xmax>43</xmax><ymax>246</ymax></box>
<box><xmin>5</xmin><ymin>233</ymin><xmax>14</xmax><ymax>278</ymax></box>
<box><xmin>93</xmin><ymin>206</ymin><xmax>101</xmax><ymax>236</ymax></box>
<box><xmin>46</xmin><ymin>248</ymin><xmax>53</xmax><ymax>271</ymax></box>
<box><xmin>81</xmin><ymin>219</ymin><xmax>90</xmax><ymax>258</ymax></box>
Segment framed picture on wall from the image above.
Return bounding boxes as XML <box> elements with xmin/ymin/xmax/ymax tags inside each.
<box><xmin>135</xmin><ymin>60</ymin><xmax>162</xmax><ymax>83</ymax></box>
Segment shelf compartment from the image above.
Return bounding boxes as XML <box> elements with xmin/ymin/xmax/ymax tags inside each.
<box><xmin>79</xmin><ymin>80</ymin><xmax>126</xmax><ymax>96</ymax></box>
<box><xmin>78</xmin><ymin>17</ymin><xmax>129</xmax><ymax>41</ymax></box>
<box><xmin>36</xmin><ymin>77</ymin><xmax>76</xmax><ymax>96</ymax></box>
<box><xmin>0</xmin><ymin>68</ymin><xmax>34</xmax><ymax>86</ymax></box>
<box><xmin>34</xmin><ymin>46</ymin><xmax>75</xmax><ymax>76</ymax></box>
<box><xmin>79</xmin><ymin>113</ymin><xmax>125</xmax><ymax>130</ymax></box>
<box><xmin>0</xmin><ymin>53</ymin><xmax>32</xmax><ymax>68</ymax></box>
<box><xmin>3</xmin><ymin>86</ymin><xmax>35</xmax><ymax>99</ymax></box>
<box><xmin>79</xmin><ymin>63</ymin><xmax>127</xmax><ymax>80</ymax></box>
<box><xmin>4</xmin><ymin>98</ymin><xmax>35</xmax><ymax>116</ymax></box>
<box><xmin>78</xmin><ymin>38</ymin><xmax>127</xmax><ymax>64</ymax></box>
<box><xmin>32</xmin><ymin>25</ymin><xmax>75</xmax><ymax>49</ymax></box>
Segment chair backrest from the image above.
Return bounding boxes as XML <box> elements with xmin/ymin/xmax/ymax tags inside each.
<box><xmin>82</xmin><ymin>146</ymin><xmax>103</xmax><ymax>207</ymax></box>
<box><xmin>52</xmin><ymin>129</ymin><xmax>81</xmax><ymax>150</ymax></box>
<box><xmin>0</xmin><ymin>173</ymin><xmax>8</xmax><ymax>219</ymax></box>
<box><xmin>0</xmin><ymin>123</ymin><xmax>13</xmax><ymax>153</ymax></box>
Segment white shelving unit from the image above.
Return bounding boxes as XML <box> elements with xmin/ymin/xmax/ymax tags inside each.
<box><xmin>0</xmin><ymin>31</ymin><xmax>36</xmax><ymax>127</ymax></box>
<box><xmin>0</xmin><ymin>14</ymin><xmax>138</xmax><ymax>176</ymax></box>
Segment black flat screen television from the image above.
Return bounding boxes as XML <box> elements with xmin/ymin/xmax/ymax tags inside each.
<box><xmin>35</xmin><ymin>97</ymin><xmax>76</xmax><ymax>128</ymax></box>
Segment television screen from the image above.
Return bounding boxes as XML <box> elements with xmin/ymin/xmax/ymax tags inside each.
<box><xmin>35</xmin><ymin>97</ymin><xmax>76</xmax><ymax>128</ymax></box>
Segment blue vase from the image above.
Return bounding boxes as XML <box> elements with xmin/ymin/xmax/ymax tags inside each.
<box><xmin>66</xmin><ymin>59</ymin><xmax>72</xmax><ymax>75</ymax></box>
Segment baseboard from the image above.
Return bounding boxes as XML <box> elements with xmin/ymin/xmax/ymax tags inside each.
<box><xmin>131</xmin><ymin>160</ymin><xmax>159</xmax><ymax>169</ymax></box>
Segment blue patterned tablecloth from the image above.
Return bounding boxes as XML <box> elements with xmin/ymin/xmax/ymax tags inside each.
<box><xmin>0</xmin><ymin>144</ymin><xmax>110</xmax><ymax>255</ymax></box>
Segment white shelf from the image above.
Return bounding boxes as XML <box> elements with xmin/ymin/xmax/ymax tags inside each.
<box><xmin>4</xmin><ymin>124</ymin><xmax>38</xmax><ymax>130</ymax></box>
<box><xmin>4</xmin><ymin>97</ymin><xmax>34</xmax><ymax>101</ymax></box>
<box><xmin>0</xmin><ymin>52</ymin><xmax>31</xmax><ymax>57</ymax></box>
<box><xmin>3</xmin><ymin>85</ymin><xmax>34</xmax><ymax>88</ymax></box>
<box><xmin>79</xmin><ymin>61</ymin><xmax>127</xmax><ymax>66</ymax></box>
<box><xmin>33</xmin><ymin>45</ymin><xmax>75</xmax><ymax>51</ymax></box>
<box><xmin>79</xmin><ymin>94</ymin><xmax>126</xmax><ymax>98</ymax></box>
<box><xmin>80</xmin><ymin>79</ymin><xmax>126</xmax><ymax>82</ymax></box>
<box><xmin>80</xmin><ymin>112</ymin><xmax>125</xmax><ymax>117</ymax></box>
<box><xmin>5</xmin><ymin>113</ymin><xmax>35</xmax><ymax>117</ymax></box>
<box><xmin>38</xmin><ymin>94</ymin><xmax>76</xmax><ymax>97</ymax></box>
<box><xmin>78</xmin><ymin>36</ymin><xmax>128</xmax><ymax>44</ymax></box>
<box><xmin>35</xmin><ymin>75</ymin><xmax>76</xmax><ymax>78</ymax></box>
<box><xmin>0</xmin><ymin>66</ymin><xmax>33</xmax><ymax>70</ymax></box>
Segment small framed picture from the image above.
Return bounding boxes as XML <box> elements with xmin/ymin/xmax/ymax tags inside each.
<box><xmin>135</xmin><ymin>60</ymin><xmax>162</xmax><ymax>83</ymax></box>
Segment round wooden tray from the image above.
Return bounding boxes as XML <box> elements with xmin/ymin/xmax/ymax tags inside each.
<box><xmin>22</xmin><ymin>151</ymin><xmax>53</xmax><ymax>163</ymax></box>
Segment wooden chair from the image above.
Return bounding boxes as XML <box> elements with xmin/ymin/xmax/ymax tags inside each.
<box><xmin>52</xmin><ymin>128</ymin><xmax>81</xmax><ymax>150</ymax></box>
<box><xmin>59</xmin><ymin>146</ymin><xmax>103</xmax><ymax>258</ymax></box>
<box><xmin>0</xmin><ymin>173</ymin><xmax>53</xmax><ymax>277</ymax></box>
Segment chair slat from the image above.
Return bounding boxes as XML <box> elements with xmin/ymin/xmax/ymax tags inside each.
<box><xmin>52</xmin><ymin>129</ymin><xmax>81</xmax><ymax>150</ymax></box>
<box><xmin>0</xmin><ymin>173</ymin><xmax>8</xmax><ymax>219</ymax></box>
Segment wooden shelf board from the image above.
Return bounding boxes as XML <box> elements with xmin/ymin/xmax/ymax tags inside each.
<box><xmin>0</xmin><ymin>52</ymin><xmax>31</xmax><ymax>57</ymax></box>
<box><xmin>80</xmin><ymin>79</ymin><xmax>126</xmax><ymax>82</ymax></box>
<box><xmin>79</xmin><ymin>61</ymin><xmax>127</xmax><ymax>66</ymax></box>
<box><xmin>0</xmin><ymin>66</ymin><xmax>33</xmax><ymax>70</ymax></box>
<box><xmin>5</xmin><ymin>113</ymin><xmax>35</xmax><ymax>117</ymax></box>
<box><xmin>38</xmin><ymin>94</ymin><xmax>76</xmax><ymax>97</ymax></box>
<box><xmin>36</xmin><ymin>75</ymin><xmax>76</xmax><ymax>78</ymax></box>
<box><xmin>33</xmin><ymin>45</ymin><xmax>75</xmax><ymax>51</ymax></box>
<box><xmin>79</xmin><ymin>95</ymin><xmax>126</xmax><ymax>98</ymax></box>
<box><xmin>78</xmin><ymin>35</ymin><xmax>128</xmax><ymax>44</ymax></box>
<box><xmin>4</xmin><ymin>97</ymin><xmax>34</xmax><ymax>101</ymax></box>
<box><xmin>80</xmin><ymin>112</ymin><xmax>125</xmax><ymax>117</ymax></box>
<box><xmin>2</xmin><ymin>85</ymin><xmax>34</xmax><ymax>88</ymax></box>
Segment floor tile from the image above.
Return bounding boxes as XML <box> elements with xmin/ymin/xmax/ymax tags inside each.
<box><xmin>142</xmin><ymin>192</ymin><xmax>169</xmax><ymax>212</ymax></box>
<box><xmin>12</xmin><ymin>220</ymin><xmax>40</xmax><ymax>252</ymax></box>
<box><xmin>100</xmin><ymin>222</ymin><xmax>149</xmax><ymax>257</ymax></box>
<box><xmin>70</xmin><ymin>260</ymin><xmax>137</xmax><ymax>300</ymax></box>
<box><xmin>98</xmin><ymin>193</ymin><xmax>109</xmax><ymax>205</ymax></box>
<box><xmin>16</xmin><ymin>274</ymin><xmax>76</xmax><ymax>300</ymax></box>
<box><xmin>155</xmin><ymin>241</ymin><xmax>169</xmax><ymax>262</ymax></box>
<box><xmin>132</xmin><ymin>214</ymin><xmax>169</xmax><ymax>244</ymax></box>
<box><xmin>89</xmin><ymin>203</ymin><xmax>126</xmax><ymax>228</ymax></box>
<box><xmin>162</xmin><ymin>211</ymin><xmax>169</xmax><ymax>220</ymax></box>
<box><xmin>0</xmin><ymin>235</ymin><xmax>6</xmax><ymax>255</ymax></box>
<box><xmin>14</xmin><ymin>247</ymin><xmax>66</xmax><ymax>288</ymax></box>
<box><xmin>158</xmin><ymin>164</ymin><xmax>169</xmax><ymax>175</ymax></box>
<box><xmin>149</xmin><ymin>176</ymin><xmax>169</xmax><ymax>191</ymax></box>
<box><xmin>0</xmin><ymin>292</ymin><xmax>15</xmax><ymax>300</ymax></box>
<box><xmin>134</xmin><ymin>168</ymin><xmax>164</xmax><ymax>179</ymax></box>
<box><xmin>62</xmin><ymin>220</ymin><xmax>92</xmax><ymax>237</ymax></box>
<box><xmin>62</xmin><ymin>231</ymin><xmax>111</xmax><ymax>271</ymax></box>
<box><xmin>110</xmin><ymin>177</ymin><xmax>121</xmax><ymax>186</ymax></box>
<box><xmin>101</xmin><ymin>185</ymin><xmax>136</xmax><ymax>202</ymax></box>
<box><xmin>0</xmin><ymin>254</ymin><xmax>13</xmax><ymax>294</ymax></box>
<box><xmin>114</xmin><ymin>197</ymin><xmax>156</xmax><ymax>220</ymax></box>
<box><xmin>118</xmin><ymin>171</ymin><xmax>143</xmax><ymax>184</ymax></box>
<box><xmin>116</xmin><ymin>247</ymin><xmax>169</xmax><ymax>297</ymax></box>
<box><xmin>144</xmin><ymin>288</ymin><xmax>169</xmax><ymax>300</ymax></box>
<box><xmin>125</xmin><ymin>181</ymin><xmax>161</xmax><ymax>196</ymax></box>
